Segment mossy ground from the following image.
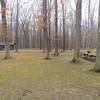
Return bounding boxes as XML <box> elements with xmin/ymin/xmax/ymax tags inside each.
<box><xmin>0</xmin><ymin>50</ymin><xmax>99</xmax><ymax>100</ymax></box>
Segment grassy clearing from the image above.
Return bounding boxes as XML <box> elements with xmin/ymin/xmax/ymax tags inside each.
<box><xmin>0</xmin><ymin>50</ymin><xmax>99</xmax><ymax>100</ymax></box>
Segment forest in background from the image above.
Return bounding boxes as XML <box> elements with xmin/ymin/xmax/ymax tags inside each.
<box><xmin>0</xmin><ymin>0</ymin><xmax>98</xmax><ymax>49</ymax></box>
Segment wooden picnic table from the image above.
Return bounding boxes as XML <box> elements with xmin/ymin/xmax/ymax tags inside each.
<box><xmin>80</xmin><ymin>52</ymin><xmax>96</xmax><ymax>62</ymax></box>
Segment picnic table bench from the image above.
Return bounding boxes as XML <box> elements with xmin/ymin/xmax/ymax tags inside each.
<box><xmin>80</xmin><ymin>51</ymin><xmax>96</xmax><ymax>62</ymax></box>
<box><xmin>0</xmin><ymin>43</ymin><xmax>16</xmax><ymax>50</ymax></box>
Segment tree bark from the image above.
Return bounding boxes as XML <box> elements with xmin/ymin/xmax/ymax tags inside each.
<box><xmin>61</xmin><ymin>1</ymin><xmax>66</xmax><ymax>52</ymax></box>
<box><xmin>54</xmin><ymin>0</ymin><xmax>59</xmax><ymax>56</ymax></box>
<box><xmin>93</xmin><ymin>0</ymin><xmax>100</xmax><ymax>72</ymax></box>
<box><xmin>43</xmin><ymin>0</ymin><xmax>50</xmax><ymax>59</ymax></box>
<box><xmin>15</xmin><ymin>0</ymin><xmax>19</xmax><ymax>52</ymax></box>
<box><xmin>72</xmin><ymin>0</ymin><xmax>82</xmax><ymax>62</ymax></box>
<box><xmin>1</xmin><ymin>0</ymin><xmax>11</xmax><ymax>59</ymax></box>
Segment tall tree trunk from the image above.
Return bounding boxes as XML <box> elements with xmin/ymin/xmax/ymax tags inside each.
<box><xmin>66</xmin><ymin>27</ymin><xmax>69</xmax><ymax>50</ymax></box>
<box><xmin>87</xmin><ymin>0</ymin><xmax>91</xmax><ymax>49</ymax></box>
<box><xmin>15</xmin><ymin>0</ymin><xmax>19</xmax><ymax>52</ymax></box>
<box><xmin>93</xmin><ymin>0</ymin><xmax>100</xmax><ymax>72</ymax></box>
<box><xmin>10</xmin><ymin>9</ymin><xmax>13</xmax><ymax>42</ymax></box>
<box><xmin>39</xmin><ymin>29</ymin><xmax>42</xmax><ymax>49</ymax></box>
<box><xmin>1</xmin><ymin>0</ymin><xmax>11</xmax><ymax>59</ymax></box>
<box><xmin>43</xmin><ymin>0</ymin><xmax>50</xmax><ymax>59</ymax></box>
<box><xmin>54</xmin><ymin>0</ymin><xmax>59</xmax><ymax>56</ymax></box>
<box><xmin>48</xmin><ymin>20</ymin><xmax>51</xmax><ymax>51</ymax></box>
<box><xmin>48</xmin><ymin>0</ymin><xmax>52</xmax><ymax>52</ymax></box>
<box><xmin>72</xmin><ymin>0</ymin><xmax>82</xmax><ymax>62</ymax></box>
<box><xmin>48</xmin><ymin>11</ymin><xmax>51</xmax><ymax>52</ymax></box>
<box><xmin>61</xmin><ymin>1</ymin><xmax>66</xmax><ymax>52</ymax></box>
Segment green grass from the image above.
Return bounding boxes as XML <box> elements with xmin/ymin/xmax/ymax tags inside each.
<box><xmin>0</xmin><ymin>50</ymin><xmax>99</xmax><ymax>100</ymax></box>
<box><xmin>96</xmin><ymin>98</ymin><xmax>100</xmax><ymax>100</ymax></box>
<box><xmin>81</xmin><ymin>49</ymin><xmax>96</xmax><ymax>55</ymax></box>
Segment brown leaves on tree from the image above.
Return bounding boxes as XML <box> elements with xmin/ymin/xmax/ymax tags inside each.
<box><xmin>1</xmin><ymin>33</ymin><xmax>15</xmax><ymax>39</ymax></box>
<box><xmin>50</xmin><ymin>33</ymin><xmax>60</xmax><ymax>40</ymax></box>
<box><xmin>1</xmin><ymin>8</ymin><xmax>10</xmax><ymax>11</ymax></box>
<box><xmin>33</xmin><ymin>12</ymin><xmax>54</xmax><ymax>29</ymax></box>
<box><xmin>34</xmin><ymin>14</ymin><xmax>45</xmax><ymax>19</ymax></box>
<box><xmin>31</xmin><ymin>21</ymin><xmax>53</xmax><ymax>29</ymax></box>
<box><xmin>0</xmin><ymin>25</ymin><xmax>14</xmax><ymax>39</ymax></box>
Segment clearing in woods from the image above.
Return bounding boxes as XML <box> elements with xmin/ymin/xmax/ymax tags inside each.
<box><xmin>0</xmin><ymin>50</ymin><xmax>100</xmax><ymax>100</ymax></box>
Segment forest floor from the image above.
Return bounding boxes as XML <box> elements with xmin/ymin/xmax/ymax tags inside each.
<box><xmin>0</xmin><ymin>50</ymin><xmax>100</xmax><ymax>100</ymax></box>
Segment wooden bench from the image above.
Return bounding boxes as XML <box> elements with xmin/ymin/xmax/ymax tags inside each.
<box><xmin>80</xmin><ymin>52</ymin><xmax>96</xmax><ymax>62</ymax></box>
<box><xmin>0</xmin><ymin>43</ymin><xmax>16</xmax><ymax>50</ymax></box>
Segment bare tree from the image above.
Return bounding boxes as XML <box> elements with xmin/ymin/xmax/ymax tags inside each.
<box><xmin>61</xmin><ymin>0</ymin><xmax>66</xmax><ymax>52</ymax></box>
<box><xmin>72</xmin><ymin>0</ymin><xmax>82</xmax><ymax>62</ymax></box>
<box><xmin>43</xmin><ymin>0</ymin><xmax>50</xmax><ymax>59</ymax></box>
<box><xmin>15</xmin><ymin>0</ymin><xmax>19</xmax><ymax>52</ymax></box>
<box><xmin>54</xmin><ymin>0</ymin><xmax>59</xmax><ymax>56</ymax></box>
<box><xmin>92</xmin><ymin>0</ymin><xmax>100</xmax><ymax>72</ymax></box>
<box><xmin>1</xmin><ymin>0</ymin><xmax>11</xmax><ymax>59</ymax></box>
<box><xmin>47</xmin><ymin>0</ymin><xmax>53</xmax><ymax>51</ymax></box>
